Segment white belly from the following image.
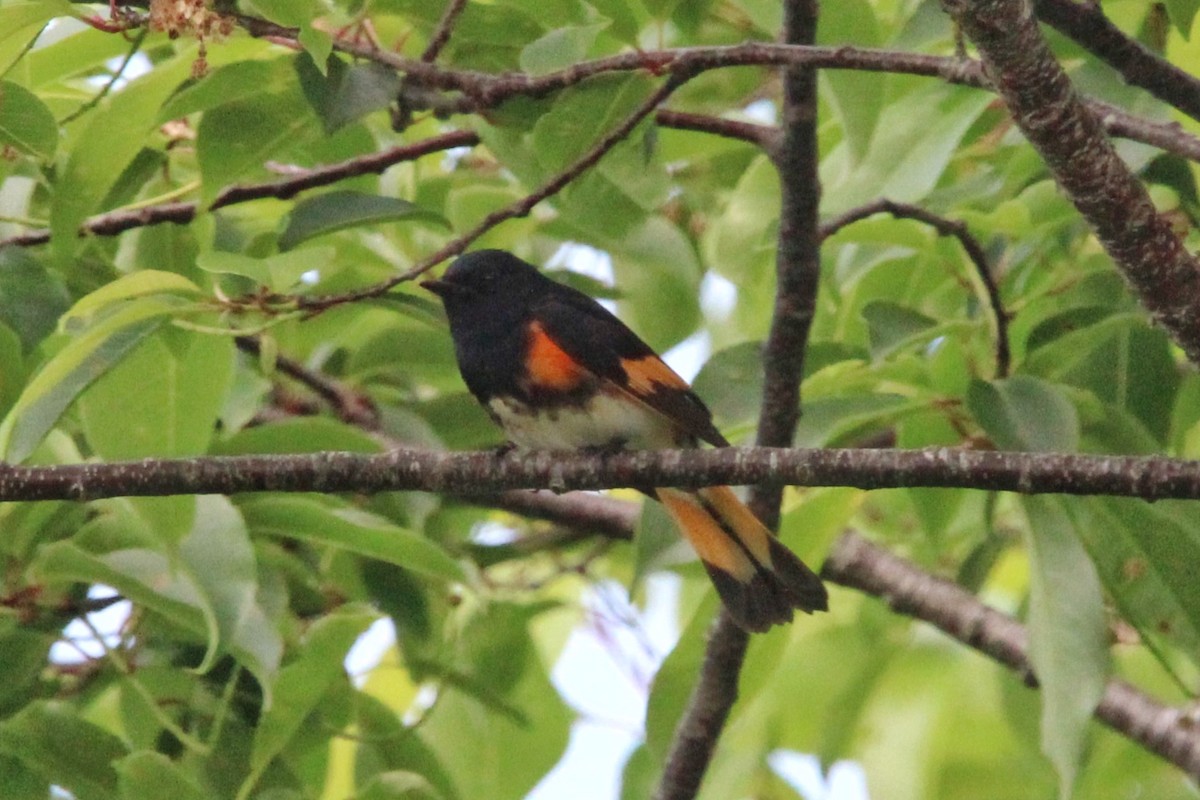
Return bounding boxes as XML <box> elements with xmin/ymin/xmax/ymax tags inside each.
<box><xmin>488</xmin><ymin>392</ymin><xmax>680</xmax><ymax>450</ymax></box>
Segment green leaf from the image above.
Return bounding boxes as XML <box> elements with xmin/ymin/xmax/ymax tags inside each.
<box><xmin>967</xmin><ymin>375</ymin><xmax>1079</xmax><ymax>452</ymax></box>
<box><xmin>50</xmin><ymin>52</ymin><xmax>194</xmax><ymax>263</ymax></box>
<box><xmin>213</xmin><ymin>416</ymin><xmax>383</xmax><ymax>455</ymax></box>
<box><xmin>0</xmin><ymin>246</ymin><xmax>70</xmax><ymax>352</ymax></box>
<box><xmin>62</xmin><ymin>270</ymin><xmax>201</xmax><ymax>327</ymax></box>
<box><xmin>1063</xmin><ymin>498</ymin><xmax>1200</xmax><ymax>670</ymax></box>
<box><xmin>0</xmin><ymin>701</ymin><xmax>126</xmax><ymax>800</ymax></box>
<box><xmin>353</xmin><ymin>693</ymin><xmax>460</xmax><ymax>800</ymax></box>
<box><xmin>0</xmin><ymin>297</ymin><xmax>177</xmax><ymax>463</ymax></box>
<box><xmin>1163</xmin><ymin>0</ymin><xmax>1200</xmax><ymax>35</ymax></box>
<box><xmin>519</xmin><ymin>23</ymin><xmax>608</xmax><ymax>75</ymax></box>
<box><xmin>176</xmin><ymin>496</ymin><xmax>284</xmax><ymax>683</ymax></box>
<box><xmin>862</xmin><ymin>300</ymin><xmax>937</xmax><ymax>359</ymax></box>
<box><xmin>691</xmin><ymin>341</ymin><xmax>764</xmax><ymax>429</ymax></box>
<box><xmin>0</xmin><ymin>81</ymin><xmax>56</xmax><ymax>159</ymax></box>
<box><xmin>80</xmin><ymin>330</ymin><xmax>234</xmax><ymax>458</ymax></box>
<box><xmin>357</xmin><ymin>771</ymin><xmax>445</xmax><ymax>800</ymax></box>
<box><xmin>239</xmin><ymin>495</ymin><xmax>466</xmax><ymax>582</ymax></box>
<box><xmin>608</xmin><ymin>217</ymin><xmax>701</xmax><ymax>350</ymax></box>
<box><xmin>115</xmin><ymin>752</ymin><xmax>206</xmax><ymax>800</ymax></box>
<box><xmin>420</xmin><ymin>603</ymin><xmax>572</xmax><ymax>800</ymax></box>
<box><xmin>702</xmin><ymin>153</ymin><xmax>779</xmax><ymax>281</ymax></box>
<box><xmin>531</xmin><ymin>73</ymin><xmax>655</xmax><ymax>173</ymax></box>
<box><xmin>1021</xmin><ymin>496</ymin><xmax>1109</xmax><ymax>797</ymax></box>
<box><xmin>34</xmin><ymin>496</ymin><xmax>283</xmax><ymax>692</ymax></box>
<box><xmin>822</xmin><ymin>84</ymin><xmax>993</xmax><ymax>215</ymax></box>
<box><xmin>278</xmin><ymin>191</ymin><xmax>449</xmax><ymax>251</ymax></box>
<box><xmin>1025</xmin><ymin>315</ymin><xmax>1179</xmax><ymax>443</ymax></box>
<box><xmin>250</xmin><ymin>608</ymin><xmax>376</xmax><ymax>769</ymax></box>
<box><xmin>818</xmin><ymin>0</ymin><xmax>882</xmax><ymax>161</ymax></box>
<box><xmin>158</xmin><ymin>57</ymin><xmax>294</xmax><ymax>122</ymax></box>
<box><xmin>586</xmin><ymin>0</ymin><xmax>647</xmax><ymax>44</ymax></box>
<box><xmin>197</xmin><ymin>247</ymin><xmax>333</xmax><ymax>292</ymax></box>
<box><xmin>196</xmin><ymin>92</ymin><xmax>317</xmax><ymax>205</ymax></box>
<box><xmin>0</xmin><ymin>1</ymin><xmax>69</xmax><ymax>83</ymax></box>
<box><xmin>297</xmin><ymin>55</ymin><xmax>401</xmax><ymax>133</ymax></box>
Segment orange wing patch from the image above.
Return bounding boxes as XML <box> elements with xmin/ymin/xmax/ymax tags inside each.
<box><xmin>524</xmin><ymin>321</ymin><xmax>588</xmax><ymax>390</ymax></box>
<box><xmin>620</xmin><ymin>354</ymin><xmax>690</xmax><ymax>395</ymax></box>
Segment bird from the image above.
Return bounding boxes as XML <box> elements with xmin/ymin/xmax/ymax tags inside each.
<box><xmin>422</xmin><ymin>249</ymin><xmax>828</xmax><ymax>631</ymax></box>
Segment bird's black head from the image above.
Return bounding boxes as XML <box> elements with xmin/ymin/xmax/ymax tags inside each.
<box><xmin>421</xmin><ymin>250</ymin><xmax>545</xmax><ymax>309</ymax></box>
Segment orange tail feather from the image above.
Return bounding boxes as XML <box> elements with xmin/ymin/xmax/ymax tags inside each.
<box><xmin>655</xmin><ymin>486</ymin><xmax>828</xmax><ymax>632</ymax></box>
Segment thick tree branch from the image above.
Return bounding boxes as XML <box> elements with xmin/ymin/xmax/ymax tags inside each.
<box><xmin>821</xmin><ymin>198</ymin><xmax>1010</xmax><ymax>377</ymax></box>
<box><xmin>946</xmin><ymin>0</ymin><xmax>1200</xmax><ymax>364</ymax></box>
<box><xmin>2</xmin><ymin>447</ymin><xmax>1199</xmax><ymax>503</ymax></box>
<box><xmin>655</xmin><ymin>4</ymin><xmax>822</xmax><ymax>798</ymax></box>
<box><xmin>824</xmin><ymin>532</ymin><xmax>1200</xmax><ymax>777</ymax></box>
<box><xmin>1034</xmin><ymin>0</ymin><xmax>1200</xmax><ymax>122</ymax></box>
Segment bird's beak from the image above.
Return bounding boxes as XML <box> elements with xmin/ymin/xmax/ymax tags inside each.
<box><xmin>420</xmin><ymin>279</ymin><xmax>455</xmax><ymax>297</ymax></box>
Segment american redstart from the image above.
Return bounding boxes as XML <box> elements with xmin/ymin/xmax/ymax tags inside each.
<box><xmin>423</xmin><ymin>249</ymin><xmax>827</xmax><ymax>631</ymax></box>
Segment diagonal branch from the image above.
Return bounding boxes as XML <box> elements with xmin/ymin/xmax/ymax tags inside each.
<box><xmin>1034</xmin><ymin>0</ymin><xmax>1200</xmax><ymax>122</ymax></box>
<box><xmin>945</xmin><ymin>0</ymin><xmax>1200</xmax><ymax>364</ymax></box>
<box><xmin>0</xmin><ymin>130</ymin><xmax>481</xmax><ymax>248</ymax></box>
<box><xmin>823</xmin><ymin>531</ymin><xmax>1200</xmax><ymax>776</ymax></box>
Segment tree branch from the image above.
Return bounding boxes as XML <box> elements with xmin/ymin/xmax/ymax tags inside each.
<box><xmin>654</xmin><ymin>109</ymin><xmax>779</xmax><ymax>149</ymax></box>
<box><xmin>2</xmin><ymin>447</ymin><xmax>1199</xmax><ymax>503</ymax></box>
<box><xmin>1034</xmin><ymin>0</ymin><xmax>1200</xmax><ymax>122</ymax></box>
<box><xmin>820</xmin><ymin>198</ymin><xmax>1010</xmax><ymax>377</ymax></box>
<box><xmin>420</xmin><ymin>0</ymin><xmax>468</xmax><ymax>63</ymax></box>
<box><xmin>823</xmin><ymin>531</ymin><xmax>1200</xmax><ymax>777</ymax></box>
<box><xmin>0</xmin><ymin>130</ymin><xmax>481</xmax><ymax>248</ymax></box>
<box><xmin>945</xmin><ymin>0</ymin><xmax>1200</xmax><ymax>364</ymax></box>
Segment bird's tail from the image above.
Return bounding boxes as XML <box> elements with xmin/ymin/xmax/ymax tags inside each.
<box><xmin>655</xmin><ymin>486</ymin><xmax>828</xmax><ymax>632</ymax></box>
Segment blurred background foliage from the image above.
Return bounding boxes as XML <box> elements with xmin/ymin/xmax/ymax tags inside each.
<box><xmin>0</xmin><ymin>0</ymin><xmax>1199</xmax><ymax>798</ymax></box>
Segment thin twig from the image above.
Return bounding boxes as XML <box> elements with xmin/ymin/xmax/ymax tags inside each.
<box><xmin>820</xmin><ymin>198</ymin><xmax>1011</xmax><ymax>377</ymax></box>
<box><xmin>655</xmin><ymin>109</ymin><xmax>779</xmax><ymax>149</ymax></box>
<box><xmin>59</xmin><ymin>28</ymin><xmax>147</xmax><ymax>125</ymax></box>
<box><xmin>0</xmin><ymin>130</ymin><xmax>480</xmax><ymax>248</ymax></box>
<box><xmin>234</xmin><ymin>337</ymin><xmax>380</xmax><ymax>429</ymax></box>
<box><xmin>297</xmin><ymin>74</ymin><xmax>689</xmax><ymax>312</ymax></box>
<box><xmin>421</xmin><ymin>0</ymin><xmax>468</xmax><ymax>63</ymax></box>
